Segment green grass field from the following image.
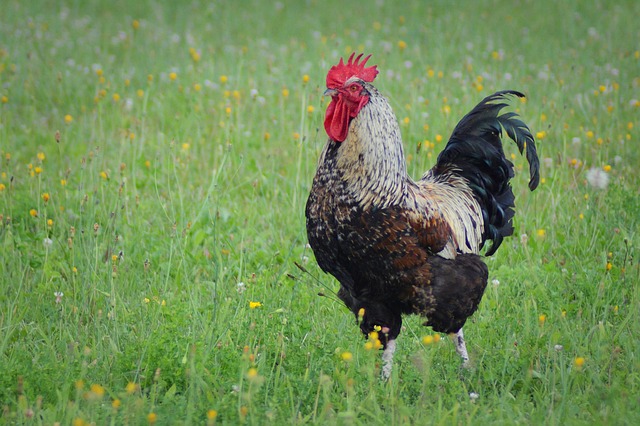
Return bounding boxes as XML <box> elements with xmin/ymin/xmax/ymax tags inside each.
<box><xmin>1</xmin><ymin>0</ymin><xmax>639</xmax><ymax>424</ymax></box>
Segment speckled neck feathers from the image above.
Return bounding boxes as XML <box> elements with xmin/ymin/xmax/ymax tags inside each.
<box><xmin>324</xmin><ymin>84</ymin><xmax>407</xmax><ymax>209</ymax></box>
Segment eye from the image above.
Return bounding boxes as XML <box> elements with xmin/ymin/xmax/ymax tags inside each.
<box><xmin>348</xmin><ymin>84</ymin><xmax>360</xmax><ymax>93</ymax></box>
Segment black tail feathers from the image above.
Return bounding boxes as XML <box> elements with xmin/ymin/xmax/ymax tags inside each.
<box><xmin>433</xmin><ymin>91</ymin><xmax>540</xmax><ymax>255</ymax></box>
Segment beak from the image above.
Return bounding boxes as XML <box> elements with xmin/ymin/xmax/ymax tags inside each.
<box><xmin>323</xmin><ymin>88</ymin><xmax>338</xmax><ymax>97</ymax></box>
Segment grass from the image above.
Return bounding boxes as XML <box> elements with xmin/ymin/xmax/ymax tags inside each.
<box><xmin>1</xmin><ymin>0</ymin><xmax>639</xmax><ymax>424</ymax></box>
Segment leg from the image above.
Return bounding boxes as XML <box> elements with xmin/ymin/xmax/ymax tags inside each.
<box><xmin>380</xmin><ymin>338</ymin><xmax>397</xmax><ymax>380</ymax></box>
<box><xmin>451</xmin><ymin>328</ymin><xmax>470</xmax><ymax>368</ymax></box>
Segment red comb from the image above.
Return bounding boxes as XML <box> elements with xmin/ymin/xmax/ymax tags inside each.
<box><xmin>326</xmin><ymin>53</ymin><xmax>379</xmax><ymax>88</ymax></box>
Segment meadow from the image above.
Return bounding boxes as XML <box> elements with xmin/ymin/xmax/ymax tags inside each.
<box><xmin>1</xmin><ymin>0</ymin><xmax>639</xmax><ymax>424</ymax></box>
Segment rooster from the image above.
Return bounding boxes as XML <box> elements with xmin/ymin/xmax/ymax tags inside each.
<box><xmin>305</xmin><ymin>53</ymin><xmax>540</xmax><ymax>378</ymax></box>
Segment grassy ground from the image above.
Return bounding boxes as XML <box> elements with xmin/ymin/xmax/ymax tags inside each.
<box><xmin>1</xmin><ymin>0</ymin><xmax>639</xmax><ymax>424</ymax></box>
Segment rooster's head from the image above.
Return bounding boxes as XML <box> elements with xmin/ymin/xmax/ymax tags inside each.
<box><xmin>324</xmin><ymin>53</ymin><xmax>379</xmax><ymax>142</ymax></box>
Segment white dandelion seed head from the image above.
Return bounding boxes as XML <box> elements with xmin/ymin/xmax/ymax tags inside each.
<box><xmin>469</xmin><ymin>392</ymin><xmax>479</xmax><ymax>401</ymax></box>
<box><xmin>554</xmin><ymin>344</ymin><xmax>564</xmax><ymax>351</ymax></box>
<box><xmin>520</xmin><ymin>233</ymin><xmax>529</xmax><ymax>246</ymax></box>
<box><xmin>572</xmin><ymin>137</ymin><xmax>581</xmax><ymax>145</ymax></box>
<box><xmin>492</xmin><ymin>279</ymin><xmax>500</xmax><ymax>286</ymax></box>
<box><xmin>537</xmin><ymin>71</ymin><xmax>549</xmax><ymax>81</ymax></box>
<box><xmin>43</xmin><ymin>238</ymin><xmax>53</xmax><ymax>248</ymax></box>
<box><xmin>237</xmin><ymin>282</ymin><xmax>246</xmax><ymax>294</ymax></box>
<box><xmin>585</xmin><ymin>167</ymin><xmax>609</xmax><ymax>189</ymax></box>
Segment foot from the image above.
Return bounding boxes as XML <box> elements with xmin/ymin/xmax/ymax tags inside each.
<box><xmin>381</xmin><ymin>339</ymin><xmax>397</xmax><ymax>380</ymax></box>
<box><xmin>451</xmin><ymin>329</ymin><xmax>470</xmax><ymax>368</ymax></box>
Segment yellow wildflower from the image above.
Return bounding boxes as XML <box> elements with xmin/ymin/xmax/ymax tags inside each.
<box><xmin>30</xmin><ymin>209</ymin><xmax>38</xmax><ymax>217</ymax></box>
<box><xmin>422</xmin><ymin>335</ymin><xmax>434</xmax><ymax>345</ymax></box>
<box><xmin>574</xmin><ymin>357</ymin><xmax>585</xmax><ymax>368</ymax></box>
<box><xmin>64</xmin><ymin>114</ymin><xmax>73</xmax><ymax>124</ymax></box>
<box><xmin>302</xmin><ymin>74</ymin><xmax>310</xmax><ymax>84</ymax></box>
<box><xmin>132</xmin><ymin>19</ymin><xmax>140</xmax><ymax>30</ymax></box>
<box><xmin>307</xmin><ymin>105</ymin><xmax>315</xmax><ymax>114</ymax></box>
<box><xmin>249</xmin><ymin>301</ymin><xmax>262</xmax><ymax>309</ymax></box>
<box><xmin>90</xmin><ymin>384</ymin><xmax>105</xmax><ymax>398</ymax></box>
<box><xmin>147</xmin><ymin>412</ymin><xmax>157</xmax><ymax>424</ymax></box>
<box><xmin>397</xmin><ymin>40</ymin><xmax>407</xmax><ymax>51</ymax></box>
<box><xmin>219</xmin><ymin>75</ymin><xmax>228</xmax><ymax>84</ymax></box>
<box><xmin>340</xmin><ymin>351</ymin><xmax>353</xmax><ymax>361</ymax></box>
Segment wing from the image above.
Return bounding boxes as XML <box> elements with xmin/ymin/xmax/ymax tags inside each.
<box><xmin>331</xmin><ymin>202</ymin><xmax>454</xmax><ymax>302</ymax></box>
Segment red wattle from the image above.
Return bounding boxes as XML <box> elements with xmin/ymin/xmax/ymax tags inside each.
<box><xmin>324</xmin><ymin>98</ymin><xmax>350</xmax><ymax>142</ymax></box>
